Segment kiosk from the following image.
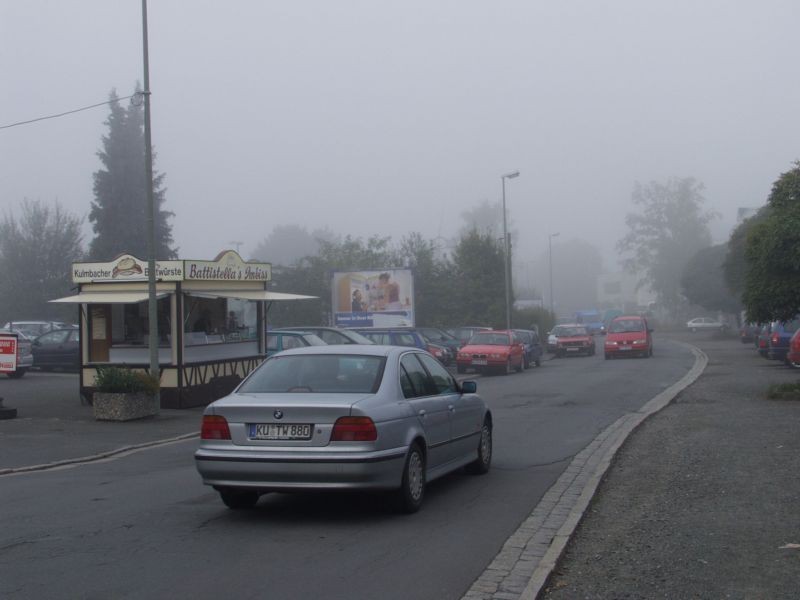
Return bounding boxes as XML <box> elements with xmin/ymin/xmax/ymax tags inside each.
<box><xmin>51</xmin><ymin>250</ymin><xmax>314</xmax><ymax>408</ymax></box>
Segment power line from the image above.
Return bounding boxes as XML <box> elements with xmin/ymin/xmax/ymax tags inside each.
<box><xmin>0</xmin><ymin>94</ymin><xmax>138</xmax><ymax>131</ymax></box>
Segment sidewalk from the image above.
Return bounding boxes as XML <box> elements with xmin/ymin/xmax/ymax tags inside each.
<box><xmin>540</xmin><ymin>335</ymin><xmax>800</xmax><ymax>599</ymax></box>
<box><xmin>0</xmin><ymin>375</ymin><xmax>202</xmax><ymax>473</ymax></box>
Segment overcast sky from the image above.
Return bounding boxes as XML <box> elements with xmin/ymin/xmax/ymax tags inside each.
<box><xmin>2</xmin><ymin>1</ymin><xmax>798</xmax><ymax>272</ymax></box>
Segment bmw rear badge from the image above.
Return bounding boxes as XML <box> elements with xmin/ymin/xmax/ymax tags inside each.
<box><xmin>273</xmin><ymin>410</ymin><xmax>283</xmax><ymax>420</ymax></box>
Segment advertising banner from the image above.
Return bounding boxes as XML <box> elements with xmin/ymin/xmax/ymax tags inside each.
<box><xmin>0</xmin><ymin>333</ymin><xmax>18</xmax><ymax>373</ymax></box>
<box><xmin>331</xmin><ymin>269</ymin><xmax>415</xmax><ymax>327</ymax></box>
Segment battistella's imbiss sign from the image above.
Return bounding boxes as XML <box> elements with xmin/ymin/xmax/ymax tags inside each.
<box><xmin>72</xmin><ymin>251</ymin><xmax>271</xmax><ymax>283</ymax></box>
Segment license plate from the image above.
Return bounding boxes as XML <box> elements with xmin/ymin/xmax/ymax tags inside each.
<box><xmin>249</xmin><ymin>423</ymin><xmax>313</xmax><ymax>440</ymax></box>
<box><xmin>619</xmin><ymin>346</ymin><xmax>631</xmax><ymax>351</ymax></box>
<box><xmin>472</xmin><ymin>359</ymin><xmax>488</xmax><ymax>365</ymax></box>
<box><xmin>566</xmin><ymin>347</ymin><xmax>580</xmax><ymax>352</ymax></box>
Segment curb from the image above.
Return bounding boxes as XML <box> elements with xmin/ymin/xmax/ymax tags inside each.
<box><xmin>0</xmin><ymin>431</ymin><xmax>199</xmax><ymax>477</ymax></box>
<box><xmin>462</xmin><ymin>341</ymin><xmax>707</xmax><ymax>600</ymax></box>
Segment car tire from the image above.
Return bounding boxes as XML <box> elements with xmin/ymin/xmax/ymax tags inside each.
<box><xmin>604</xmin><ymin>353</ymin><xmax>611</xmax><ymax>360</ymax></box>
<box><xmin>395</xmin><ymin>443</ymin><xmax>425</xmax><ymax>514</ymax></box>
<box><xmin>456</xmin><ymin>364</ymin><xmax>466</xmax><ymax>374</ymax></box>
<box><xmin>219</xmin><ymin>489</ymin><xmax>259</xmax><ymax>510</ymax></box>
<box><xmin>466</xmin><ymin>419</ymin><xmax>492</xmax><ymax>475</ymax></box>
<box><xmin>534</xmin><ymin>357</ymin><xmax>541</xmax><ymax>367</ymax></box>
<box><xmin>7</xmin><ymin>368</ymin><xmax>27</xmax><ymax>379</ymax></box>
<box><xmin>523</xmin><ymin>356</ymin><xmax>530</xmax><ymax>369</ymax></box>
<box><xmin>514</xmin><ymin>358</ymin><xmax>523</xmax><ymax>373</ymax></box>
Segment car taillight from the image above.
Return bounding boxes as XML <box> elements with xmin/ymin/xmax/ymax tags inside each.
<box><xmin>201</xmin><ymin>415</ymin><xmax>231</xmax><ymax>440</ymax></box>
<box><xmin>331</xmin><ymin>416</ymin><xmax>377</xmax><ymax>442</ymax></box>
<box><xmin>772</xmin><ymin>334</ymin><xmax>779</xmax><ymax>344</ymax></box>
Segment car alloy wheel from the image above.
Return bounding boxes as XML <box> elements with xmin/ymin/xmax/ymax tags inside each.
<box><xmin>396</xmin><ymin>443</ymin><xmax>425</xmax><ymax>513</ymax></box>
<box><xmin>467</xmin><ymin>420</ymin><xmax>492</xmax><ymax>474</ymax></box>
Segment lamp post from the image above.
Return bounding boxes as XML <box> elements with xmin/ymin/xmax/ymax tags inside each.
<box><xmin>501</xmin><ymin>171</ymin><xmax>520</xmax><ymax>330</ymax></box>
<box><xmin>549</xmin><ymin>232</ymin><xmax>560</xmax><ymax>316</ymax></box>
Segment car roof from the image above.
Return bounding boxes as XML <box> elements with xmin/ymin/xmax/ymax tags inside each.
<box><xmin>612</xmin><ymin>315</ymin><xmax>645</xmax><ymax>321</ymax></box>
<box><xmin>269</xmin><ymin>344</ymin><xmax>408</xmax><ymax>358</ymax></box>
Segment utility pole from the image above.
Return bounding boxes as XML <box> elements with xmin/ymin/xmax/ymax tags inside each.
<box><xmin>501</xmin><ymin>171</ymin><xmax>520</xmax><ymax>330</ymax></box>
<box><xmin>142</xmin><ymin>0</ymin><xmax>159</xmax><ymax>411</ymax></box>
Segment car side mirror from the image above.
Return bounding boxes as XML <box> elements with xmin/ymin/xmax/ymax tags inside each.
<box><xmin>460</xmin><ymin>380</ymin><xmax>477</xmax><ymax>394</ymax></box>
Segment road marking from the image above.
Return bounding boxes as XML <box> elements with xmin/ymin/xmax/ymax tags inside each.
<box><xmin>0</xmin><ymin>432</ymin><xmax>199</xmax><ymax>477</ymax></box>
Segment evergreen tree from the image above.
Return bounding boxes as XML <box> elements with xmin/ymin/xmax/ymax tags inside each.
<box><xmin>88</xmin><ymin>88</ymin><xmax>175</xmax><ymax>260</ymax></box>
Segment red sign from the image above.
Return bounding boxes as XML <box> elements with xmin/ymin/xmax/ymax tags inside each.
<box><xmin>0</xmin><ymin>334</ymin><xmax>18</xmax><ymax>373</ymax></box>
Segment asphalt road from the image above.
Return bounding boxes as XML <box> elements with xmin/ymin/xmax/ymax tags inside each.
<box><xmin>0</xmin><ymin>339</ymin><xmax>696</xmax><ymax>599</ymax></box>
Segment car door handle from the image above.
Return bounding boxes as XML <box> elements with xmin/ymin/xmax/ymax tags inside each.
<box><xmin>418</xmin><ymin>409</ymin><xmax>426</xmax><ymax>417</ymax></box>
<box><xmin>448</xmin><ymin>405</ymin><xmax>455</xmax><ymax>412</ymax></box>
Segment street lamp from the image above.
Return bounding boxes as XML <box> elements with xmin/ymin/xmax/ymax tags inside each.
<box><xmin>549</xmin><ymin>232</ymin><xmax>560</xmax><ymax>316</ymax></box>
<box><xmin>501</xmin><ymin>170</ymin><xmax>520</xmax><ymax>330</ymax></box>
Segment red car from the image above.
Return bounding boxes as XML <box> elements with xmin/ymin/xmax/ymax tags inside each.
<box><xmin>604</xmin><ymin>316</ymin><xmax>653</xmax><ymax>359</ymax></box>
<box><xmin>787</xmin><ymin>329</ymin><xmax>800</xmax><ymax>368</ymax></box>
<box><xmin>553</xmin><ymin>324</ymin><xmax>595</xmax><ymax>357</ymax></box>
<box><xmin>456</xmin><ymin>329</ymin><xmax>525</xmax><ymax>375</ymax></box>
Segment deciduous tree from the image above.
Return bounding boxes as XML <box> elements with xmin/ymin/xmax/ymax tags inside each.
<box><xmin>681</xmin><ymin>243</ymin><xmax>741</xmax><ymax>315</ymax></box>
<box><xmin>0</xmin><ymin>200</ymin><xmax>84</xmax><ymax>321</ymax></box>
<box><xmin>617</xmin><ymin>177</ymin><xmax>715</xmax><ymax>320</ymax></box>
<box><xmin>742</xmin><ymin>162</ymin><xmax>800</xmax><ymax>322</ymax></box>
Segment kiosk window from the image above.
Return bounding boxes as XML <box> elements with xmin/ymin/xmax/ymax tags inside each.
<box><xmin>183</xmin><ymin>295</ymin><xmax>256</xmax><ymax>345</ymax></box>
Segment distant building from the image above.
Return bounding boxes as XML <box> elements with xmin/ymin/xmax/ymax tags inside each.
<box><xmin>597</xmin><ymin>271</ymin><xmax>654</xmax><ymax>311</ymax></box>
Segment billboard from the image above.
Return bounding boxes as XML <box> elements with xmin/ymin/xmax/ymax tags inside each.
<box><xmin>331</xmin><ymin>269</ymin><xmax>414</xmax><ymax>327</ymax></box>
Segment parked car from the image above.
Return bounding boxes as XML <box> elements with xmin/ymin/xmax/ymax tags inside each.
<box><xmin>513</xmin><ymin>328</ymin><xmax>544</xmax><ymax>368</ymax></box>
<box><xmin>574</xmin><ymin>310</ymin><xmax>605</xmax><ymax>335</ymax></box>
<box><xmin>274</xmin><ymin>326</ymin><xmax>375</xmax><ymax>346</ymax></box>
<box><xmin>766</xmin><ymin>318</ymin><xmax>800</xmax><ymax>363</ymax></box>
<box><xmin>0</xmin><ymin>328</ymin><xmax>34</xmax><ymax>378</ymax></box>
<box><xmin>686</xmin><ymin>317</ymin><xmax>726</xmax><ymax>332</ymax></box>
<box><xmin>739</xmin><ymin>322</ymin><xmax>759</xmax><ymax>344</ymax></box>
<box><xmin>456</xmin><ymin>329</ymin><xmax>525</xmax><ymax>375</ymax></box>
<box><xmin>31</xmin><ymin>328</ymin><xmax>81</xmax><ymax>370</ymax></box>
<box><xmin>415</xmin><ymin>326</ymin><xmax>462</xmax><ymax>355</ymax></box>
<box><xmin>352</xmin><ymin>327</ymin><xmax>452</xmax><ymax>365</ymax></box>
<box><xmin>604</xmin><ymin>316</ymin><xmax>653</xmax><ymax>359</ymax></box>
<box><xmin>2</xmin><ymin>320</ymin><xmax>77</xmax><ymax>338</ymax></box>
<box><xmin>756</xmin><ymin>323</ymin><xmax>772</xmax><ymax>358</ymax></box>
<box><xmin>553</xmin><ymin>325</ymin><xmax>595</xmax><ymax>357</ymax></box>
<box><xmin>266</xmin><ymin>331</ymin><xmax>326</xmax><ymax>357</ymax></box>
<box><xmin>194</xmin><ymin>345</ymin><xmax>492</xmax><ymax>513</ymax></box>
<box><xmin>445</xmin><ymin>326</ymin><xmax>492</xmax><ymax>347</ymax></box>
<box><xmin>786</xmin><ymin>329</ymin><xmax>800</xmax><ymax>368</ymax></box>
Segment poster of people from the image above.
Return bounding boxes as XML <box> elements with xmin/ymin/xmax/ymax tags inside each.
<box><xmin>331</xmin><ymin>269</ymin><xmax>415</xmax><ymax>327</ymax></box>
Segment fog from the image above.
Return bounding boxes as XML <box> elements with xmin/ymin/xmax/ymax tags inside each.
<box><xmin>2</xmin><ymin>1</ymin><xmax>798</xmax><ymax>272</ymax></box>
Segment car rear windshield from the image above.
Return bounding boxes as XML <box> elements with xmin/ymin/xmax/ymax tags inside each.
<box><xmin>239</xmin><ymin>354</ymin><xmax>386</xmax><ymax>394</ymax></box>
<box><xmin>609</xmin><ymin>319</ymin><xmax>645</xmax><ymax>333</ymax></box>
<box><xmin>553</xmin><ymin>326</ymin><xmax>588</xmax><ymax>336</ymax></box>
<box><xmin>470</xmin><ymin>332</ymin><xmax>511</xmax><ymax>345</ymax></box>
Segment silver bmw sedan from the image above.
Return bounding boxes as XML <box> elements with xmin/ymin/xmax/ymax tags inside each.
<box><xmin>195</xmin><ymin>344</ymin><xmax>492</xmax><ymax>513</ymax></box>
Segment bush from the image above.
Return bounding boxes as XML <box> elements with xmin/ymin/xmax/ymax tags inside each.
<box><xmin>94</xmin><ymin>367</ymin><xmax>160</xmax><ymax>395</ymax></box>
<box><xmin>766</xmin><ymin>382</ymin><xmax>800</xmax><ymax>401</ymax></box>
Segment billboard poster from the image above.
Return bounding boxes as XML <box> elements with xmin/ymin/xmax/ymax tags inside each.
<box><xmin>331</xmin><ymin>269</ymin><xmax>414</xmax><ymax>327</ymax></box>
